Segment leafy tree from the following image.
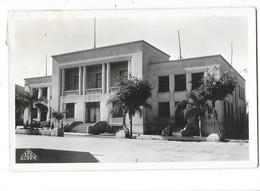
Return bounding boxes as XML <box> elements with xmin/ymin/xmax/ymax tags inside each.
<box><xmin>197</xmin><ymin>67</ymin><xmax>237</xmax><ymax>133</ymax></box>
<box><xmin>16</xmin><ymin>88</ymin><xmax>47</xmax><ymax>125</ymax></box>
<box><xmin>176</xmin><ymin>90</ymin><xmax>210</xmax><ymax>137</ymax></box>
<box><xmin>108</xmin><ymin>77</ymin><xmax>152</xmax><ymax>137</ymax></box>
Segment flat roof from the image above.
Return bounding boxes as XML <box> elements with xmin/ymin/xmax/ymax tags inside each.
<box><xmin>151</xmin><ymin>54</ymin><xmax>245</xmax><ymax>81</ymax></box>
<box><xmin>52</xmin><ymin>40</ymin><xmax>170</xmax><ymax>58</ymax></box>
<box><xmin>25</xmin><ymin>75</ymin><xmax>52</xmax><ymax>81</ymax></box>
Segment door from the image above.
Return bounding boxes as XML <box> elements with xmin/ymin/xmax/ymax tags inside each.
<box><xmin>85</xmin><ymin>102</ymin><xmax>100</xmax><ymax>123</ymax></box>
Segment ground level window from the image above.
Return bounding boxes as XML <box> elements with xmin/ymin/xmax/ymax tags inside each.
<box><xmin>158</xmin><ymin>76</ymin><xmax>169</xmax><ymax>92</ymax></box>
<box><xmin>66</xmin><ymin>103</ymin><xmax>75</xmax><ymax>118</ymax></box>
<box><xmin>32</xmin><ymin>108</ymin><xmax>37</xmax><ymax>119</ymax></box>
<box><xmin>159</xmin><ymin>102</ymin><xmax>170</xmax><ymax>117</ymax></box>
<box><xmin>175</xmin><ymin>74</ymin><xmax>186</xmax><ymax>91</ymax></box>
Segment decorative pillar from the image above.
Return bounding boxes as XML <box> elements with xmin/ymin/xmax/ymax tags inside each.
<box><xmin>83</xmin><ymin>66</ymin><xmax>86</xmax><ymax>95</ymax></box>
<box><xmin>106</xmin><ymin>63</ymin><xmax>110</xmax><ymax>93</ymax></box>
<box><xmin>128</xmin><ymin>59</ymin><xmax>132</xmax><ymax>79</ymax></box>
<box><xmin>46</xmin><ymin>87</ymin><xmax>51</xmax><ymax>121</ymax></box>
<box><xmin>102</xmin><ymin>63</ymin><xmax>106</xmax><ymax>93</ymax></box>
<box><xmin>61</xmin><ymin>69</ymin><xmax>65</xmax><ymax>96</ymax></box>
<box><xmin>79</xmin><ymin>67</ymin><xmax>82</xmax><ymax>95</ymax></box>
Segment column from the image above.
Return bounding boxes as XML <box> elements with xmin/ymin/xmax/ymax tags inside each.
<box><xmin>37</xmin><ymin>88</ymin><xmax>43</xmax><ymax>121</ymax></box>
<box><xmin>61</xmin><ymin>69</ymin><xmax>65</xmax><ymax>96</ymax></box>
<box><xmin>186</xmin><ymin>73</ymin><xmax>192</xmax><ymax>91</ymax></box>
<box><xmin>102</xmin><ymin>63</ymin><xmax>106</xmax><ymax>93</ymax></box>
<box><xmin>106</xmin><ymin>63</ymin><xmax>110</xmax><ymax>93</ymax></box>
<box><xmin>79</xmin><ymin>67</ymin><xmax>82</xmax><ymax>95</ymax></box>
<box><xmin>46</xmin><ymin>87</ymin><xmax>51</xmax><ymax>121</ymax></box>
<box><xmin>128</xmin><ymin>59</ymin><xmax>132</xmax><ymax>79</ymax></box>
<box><xmin>83</xmin><ymin>66</ymin><xmax>86</xmax><ymax>95</ymax></box>
<box><xmin>38</xmin><ymin>88</ymin><xmax>43</xmax><ymax>98</ymax></box>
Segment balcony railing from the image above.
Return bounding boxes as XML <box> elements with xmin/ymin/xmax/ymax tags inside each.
<box><xmin>85</xmin><ymin>88</ymin><xmax>102</xmax><ymax>94</ymax></box>
<box><xmin>64</xmin><ymin>90</ymin><xmax>79</xmax><ymax>96</ymax></box>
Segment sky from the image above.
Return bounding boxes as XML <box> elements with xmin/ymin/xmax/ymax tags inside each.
<box><xmin>13</xmin><ymin>12</ymin><xmax>249</xmax><ymax>88</ymax></box>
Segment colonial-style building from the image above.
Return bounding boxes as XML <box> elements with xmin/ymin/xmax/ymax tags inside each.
<box><xmin>23</xmin><ymin>40</ymin><xmax>247</xmax><ymax>138</ymax></box>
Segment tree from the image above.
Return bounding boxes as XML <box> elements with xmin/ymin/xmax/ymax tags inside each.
<box><xmin>176</xmin><ymin>90</ymin><xmax>210</xmax><ymax>137</ymax></box>
<box><xmin>107</xmin><ymin>96</ymin><xmax>128</xmax><ymax>127</ymax></box>
<box><xmin>108</xmin><ymin>77</ymin><xmax>152</xmax><ymax>137</ymax></box>
<box><xmin>197</xmin><ymin>67</ymin><xmax>237</xmax><ymax>134</ymax></box>
<box><xmin>51</xmin><ymin>110</ymin><xmax>66</xmax><ymax>128</ymax></box>
<box><xmin>16</xmin><ymin>88</ymin><xmax>47</xmax><ymax>125</ymax></box>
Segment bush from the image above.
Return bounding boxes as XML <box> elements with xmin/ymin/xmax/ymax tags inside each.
<box><xmin>40</xmin><ymin>121</ymin><xmax>51</xmax><ymax>128</ymax></box>
<box><xmin>24</xmin><ymin>120</ymin><xmax>41</xmax><ymax>129</ymax></box>
<box><xmin>16</xmin><ymin>119</ymin><xmax>24</xmax><ymax>126</ymax></box>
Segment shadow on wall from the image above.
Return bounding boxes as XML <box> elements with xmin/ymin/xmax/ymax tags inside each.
<box><xmin>16</xmin><ymin>148</ymin><xmax>99</xmax><ymax>163</ymax></box>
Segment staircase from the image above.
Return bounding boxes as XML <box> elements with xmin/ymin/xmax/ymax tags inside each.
<box><xmin>69</xmin><ymin>123</ymin><xmax>93</xmax><ymax>133</ymax></box>
<box><xmin>64</xmin><ymin>121</ymin><xmax>83</xmax><ymax>132</ymax></box>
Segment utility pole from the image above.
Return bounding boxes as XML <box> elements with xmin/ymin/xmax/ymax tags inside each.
<box><xmin>178</xmin><ymin>30</ymin><xmax>183</xmax><ymax>60</ymax></box>
<box><xmin>45</xmin><ymin>54</ymin><xmax>47</xmax><ymax>76</ymax></box>
<box><xmin>94</xmin><ymin>18</ymin><xmax>96</xmax><ymax>48</ymax></box>
<box><xmin>231</xmin><ymin>42</ymin><xmax>233</xmax><ymax>66</ymax></box>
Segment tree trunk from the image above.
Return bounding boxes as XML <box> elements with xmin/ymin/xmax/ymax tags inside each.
<box><xmin>30</xmin><ymin>105</ymin><xmax>33</xmax><ymax>127</ymax></box>
<box><xmin>122</xmin><ymin>112</ymin><xmax>126</xmax><ymax>126</ymax></box>
<box><xmin>129</xmin><ymin>112</ymin><xmax>133</xmax><ymax>137</ymax></box>
<box><xmin>198</xmin><ymin>116</ymin><xmax>202</xmax><ymax>137</ymax></box>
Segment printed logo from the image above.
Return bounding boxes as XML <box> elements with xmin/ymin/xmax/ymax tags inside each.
<box><xmin>20</xmin><ymin>149</ymin><xmax>37</xmax><ymax>161</ymax></box>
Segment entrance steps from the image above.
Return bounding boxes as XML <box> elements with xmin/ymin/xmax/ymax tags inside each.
<box><xmin>69</xmin><ymin>123</ymin><xmax>93</xmax><ymax>133</ymax></box>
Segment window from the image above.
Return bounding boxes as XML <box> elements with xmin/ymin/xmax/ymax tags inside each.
<box><xmin>175</xmin><ymin>101</ymin><xmax>179</xmax><ymax>110</ymax></box>
<box><xmin>175</xmin><ymin>74</ymin><xmax>186</xmax><ymax>91</ymax></box>
<box><xmin>159</xmin><ymin>102</ymin><xmax>170</xmax><ymax>117</ymax></box>
<box><xmin>42</xmin><ymin>87</ymin><xmax>47</xmax><ymax>98</ymax></box>
<box><xmin>158</xmin><ymin>76</ymin><xmax>169</xmax><ymax>92</ymax></box>
<box><xmin>32</xmin><ymin>108</ymin><xmax>37</xmax><ymax>119</ymax></box>
<box><xmin>227</xmin><ymin>102</ymin><xmax>230</xmax><ymax>118</ymax></box>
<box><xmin>65</xmin><ymin>68</ymin><xmax>79</xmax><ymax>90</ymax></box>
<box><xmin>96</xmin><ymin>73</ymin><xmax>102</xmax><ymax>88</ymax></box>
<box><xmin>223</xmin><ymin>101</ymin><xmax>226</xmax><ymax>117</ymax></box>
<box><xmin>120</xmin><ymin>70</ymin><xmax>128</xmax><ymax>82</ymax></box>
<box><xmin>192</xmin><ymin>72</ymin><xmax>204</xmax><ymax>90</ymax></box>
<box><xmin>74</xmin><ymin>76</ymin><xmax>79</xmax><ymax>90</ymax></box>
<box><xmin>66</xmin><ymin>103</ymin><xmax>75</xmax><ymax>118</ymax></box>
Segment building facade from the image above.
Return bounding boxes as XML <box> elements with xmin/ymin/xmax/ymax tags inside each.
<box><xmin>23</xmin><ymin>41</ymin><xmax>247</xmax><ymax>138</ymax></box>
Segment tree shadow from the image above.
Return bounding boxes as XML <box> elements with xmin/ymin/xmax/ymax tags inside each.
<box><xmin>16</xmin><ymin>148</ymin><xmax>99</xmax><ymax>163</ymax></box>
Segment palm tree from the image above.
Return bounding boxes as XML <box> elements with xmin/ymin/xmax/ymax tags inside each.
<box><xmin>51</xmin><ymin>110</ymin><xmax>66</xmax><ymax>128</ymax></box>
<box><xmin>16</xmin><ymin>88</ymin><xmax>47</xmax><ymax>125</ymax></box>
<box><xmin>176</xmin><ymin>90</ymin><xmax>210</xmax><ymax>137</ymax></box>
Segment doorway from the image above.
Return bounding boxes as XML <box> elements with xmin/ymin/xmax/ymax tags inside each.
<box><xmin>85</xmin><ymin>102</ymin><xmax>100</xmax><ymax>123</ymax></box>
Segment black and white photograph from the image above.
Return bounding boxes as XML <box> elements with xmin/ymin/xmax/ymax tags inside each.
<box><xmin>8</xmin><ymin>8</ymin><xmax>257</xmax><ymax>171</ymax></box>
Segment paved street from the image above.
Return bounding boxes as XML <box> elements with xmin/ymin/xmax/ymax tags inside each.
<box><xmin>16</xmin><ymin>134</ymin><xmax>248</xmax><ymax>162</ymax></box>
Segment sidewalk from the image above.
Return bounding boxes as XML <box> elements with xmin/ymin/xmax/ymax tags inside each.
<box><xmin>64</xmin><ymin>132</ymin><xmax>248</xmax><ymax>143</ymax></box>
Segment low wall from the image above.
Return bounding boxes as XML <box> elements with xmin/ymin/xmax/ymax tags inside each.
<box><xmin>16</xmin><ymin>128</ymin><xmax>63</xmax><ymax>137</ymax></box>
